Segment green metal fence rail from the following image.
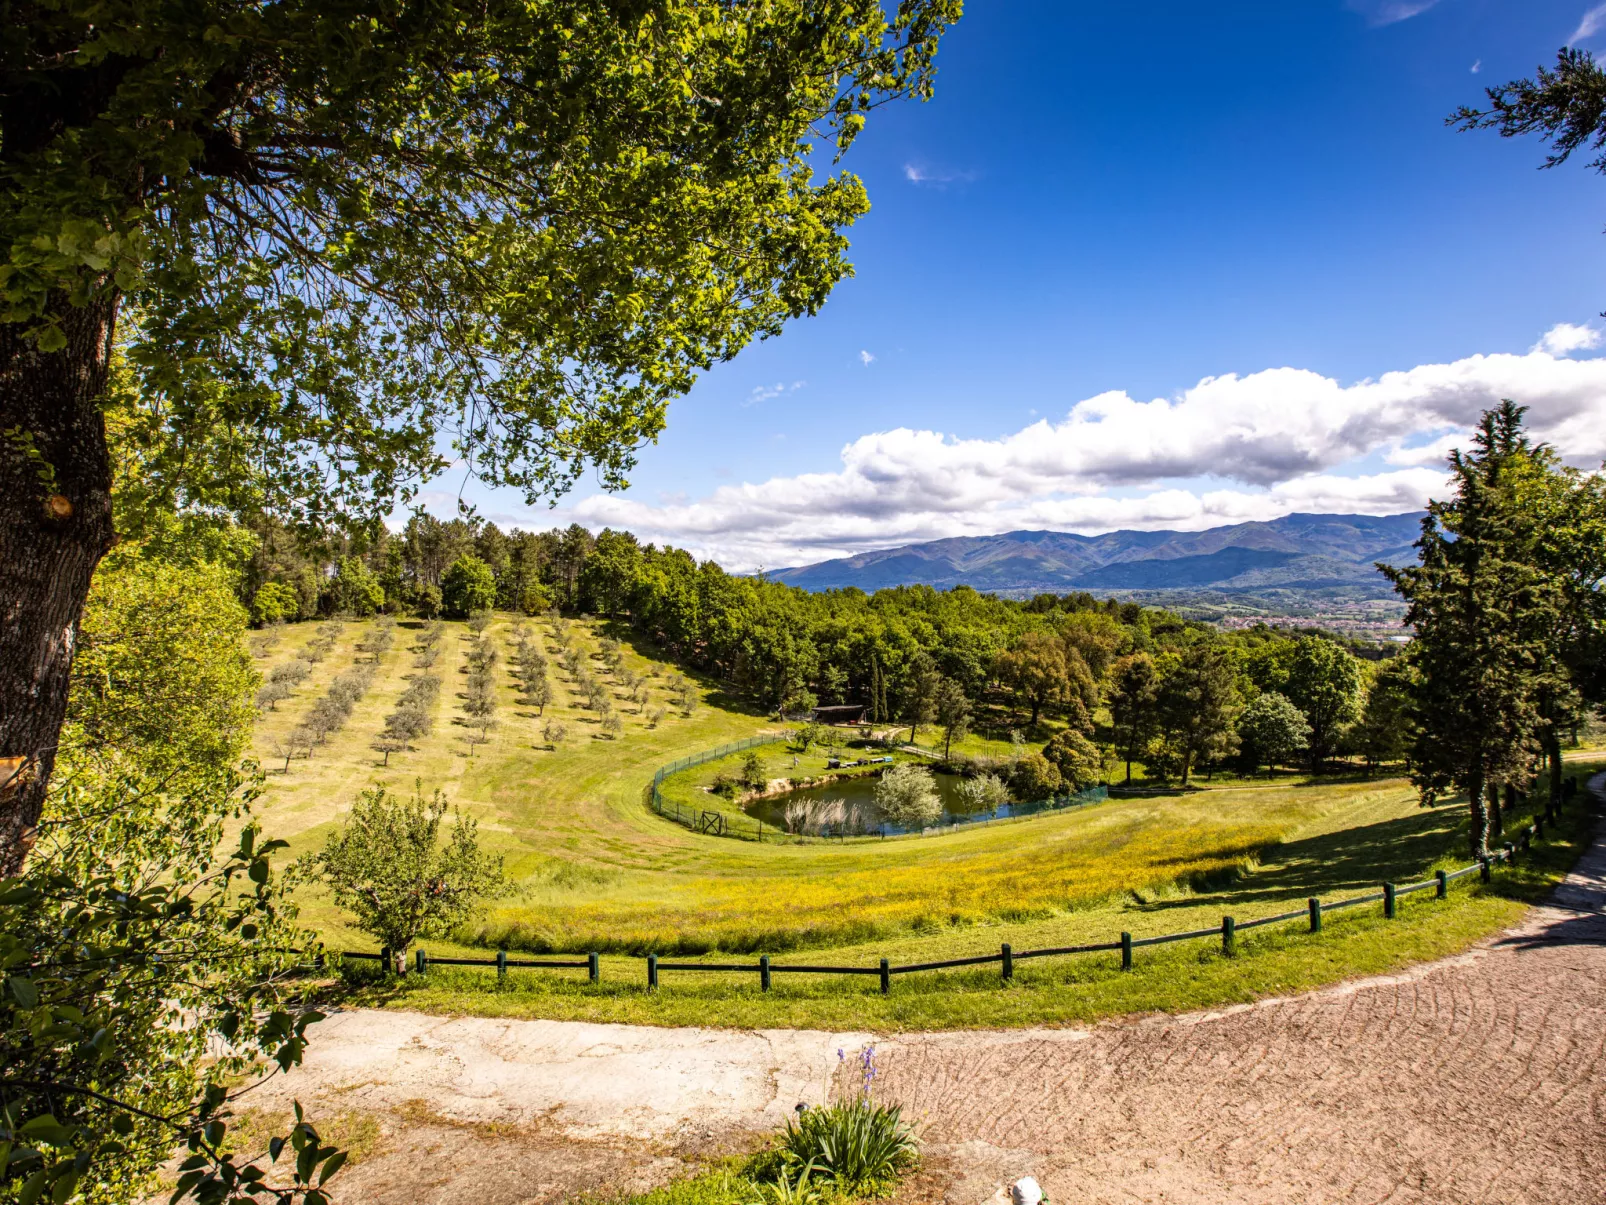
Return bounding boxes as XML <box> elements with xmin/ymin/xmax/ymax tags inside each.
<box><xmin>646</xmin><ymin>734</ymin><xmax>1109</xmax><ymax>843</ymax></box>
<box><xmin>334</xmin><ymin>777</ymin><xmax>1590</xmax><ymax>996</ymax></box>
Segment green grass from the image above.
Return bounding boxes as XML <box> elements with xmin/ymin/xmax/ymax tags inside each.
<box><xmin>251</xmin><ymin>616</ymin><xmax>1602</xmax><ymax>1031</ymax></box>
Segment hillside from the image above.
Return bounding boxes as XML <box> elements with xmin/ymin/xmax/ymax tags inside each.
<box><xmin>770</xmin><ymin>512</ymin><xmax>1425</xmax><ymax>603</ymax></box>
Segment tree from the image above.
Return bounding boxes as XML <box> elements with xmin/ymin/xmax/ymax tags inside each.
<box><xmin>1350</xmin><ymin>661</ymin><xmax>1415</xmax><ymax>770</ymax></box>
<box><xmin>955</xmin><ymin>773</ymin><xmax>1010</xmax><ymax>815</ymax></box>
<box><xmin>251</xmin><ymin>580</ymin><xmax>300</xmax><ymax>626</ymax></box>
<box><xmin>309</xmin><ymin>782</ymin><xmax>506</xmax><ymax>967</ymax></box>
<box><xmin>1155</xmin><ymin>642</ymin><xmax>1240</xmax><ymax>786</ymax></box>
<box><xmin>1281</xmin><ymin>637</ymin><xmax>1361</xmax><ymax>771</ymax></box>
<box><xmin>933</xmin><ymin>678</ymin><xmax>972</xmax><ymax>760</ymax></box>
<box><xmin>873</xmin><ymin>763</ymin><xmax>942</xmax><ymax>827</ymax></box>
<box><xmin>543</xmin><ymin>719</ymin><xmax>568</xmax><ymax>749</ymax></box>
<box><xmin>900</xmin><ymin>654</ymin><xmax>942</xmax><ymax>742</ymax></box>
<box><xmin>1383</xmin><ymin>404</ymin><xmax>1553</xmax><ymax>856</ymax></box>
<box><xmin>1107</xmin><ymin>654</ymin><xmax>1160</xmax><ymax>784</ymax></box>
<box><xmin>994</xmin><ymin>631</ymin><xmax>1069</xmax><ymax>727</ymax></box>
<box><xmin>4</xmin><ymin>546</ymin><xmax>338</xmax><ymax>1202</ymax></box>
<box><xmin>1043</xmin><ymin>729</ymin><xmax>1102</xmax><ymax>790</ymax></box>
<box><xmin>1010</xmin><ymin>752</ymin><xmax>1063</xmax><ymax>800</ymax></box>
<box><xmin>0</xmin><ymin>1</ymin><xmax>959</xmax><ymax>867</ymax></box>
<box><xmin>1235</xmin><ymin>692</ymin><xmax>1311</xmax><ymax>775</ymax></box>
<box><xmin>441</xmin><ymin>556</ymin><xmax>498</xmax><ymax>620</ymax></box>
<box><xmin>325</xmin><ymin>555</ymin><xmax>384</xmax><ymax>617</ymax></box>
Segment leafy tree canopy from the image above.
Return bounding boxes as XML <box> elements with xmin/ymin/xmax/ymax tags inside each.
<box><xmin>5</xmin><ymin>0</ymin><xmax>961</xmax><ymax>524</ymax></box>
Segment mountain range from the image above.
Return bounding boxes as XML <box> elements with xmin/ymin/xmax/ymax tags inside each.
<box><xmin>770</xmin><ymin>512</ymin><xmax>1426</xmax><ymax>601</ymax></box>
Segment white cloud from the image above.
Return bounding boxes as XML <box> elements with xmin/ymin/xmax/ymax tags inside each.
<box><xmin>859</xmin><ymin>350</ymin><xmax>875</xmax><ymax>367</ymax></box>
<box><xmin>1346</xmin><ymin>0</ymin><xmax>1441</xmax><ymax>26</ymax></box>
<box><xmin>565</xmin><ymin>335</ymin><xmax>1606</xmax><ymax>569</ymax></box>
<box><xmin>1573</xmin><ymin>2</ymin><xmax>1606</xmax><ymax>43</ymax></box>
<box><xmin>1471</xmin><ymin>59</ymin><xmax>1482</xmax><ymax>74</ymax></box>
<box><xmin>903</xmin><ymin>163</ymin><xmax>978</xmax><ymax>187</ymax></box>
<box><xmin>1534</xmin><ymin>321</ymin><xmax>1602</xmax><ymax>356</ymax></box>
<box><xmin>744</xmin><ymin>380</ymin><xmax>806</xmax><ymax>407</ymax></box>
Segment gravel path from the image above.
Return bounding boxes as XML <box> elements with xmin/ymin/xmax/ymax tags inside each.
<box><xmin>253</xmin><ymin>775</ymin><xmax>1606</xmax><ymax>1205</ymax></box>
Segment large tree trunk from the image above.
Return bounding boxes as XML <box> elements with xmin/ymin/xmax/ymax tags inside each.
<box><xmin>0</xmin><ymin>293</ymin><xmax>119</xmax><ymax>875</ymax></box>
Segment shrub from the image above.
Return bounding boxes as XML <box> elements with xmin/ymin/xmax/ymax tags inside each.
<box><xmin>777</xmin><ymin>1098</ymin><xmax>917</xmax><ymax>1195</ymax></box>
<box><xmin>1011</xmin><ymin>752</ymin><xmax>1063</xmax><ymax>800</ymax></box>
<box><xmin>1044</xmin><ymin>728</ymin><xmax>1102</xmax><ymax>790</ymax></box>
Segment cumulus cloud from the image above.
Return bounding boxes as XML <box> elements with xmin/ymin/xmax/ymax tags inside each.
<box><xmin>1346</xmin><ymin>0</ymin><xmax>1441</xmax><ymax>26</ymax></box>
<box><xmin>1573</xmin><ymin>2</ymin><xmax>1606</xmax><ymax>43</ymax></box>
<box><xmin>1534</xmin><ymin>321</ymin><xmax>1602</xmax><ymax>356</ymax></box>
<box><xmin>564</xmin><ymin>337</ymin><xmax>1606</xmax><ymax>569</ymax></box>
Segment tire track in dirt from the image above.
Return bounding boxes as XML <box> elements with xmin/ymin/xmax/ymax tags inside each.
<box><xmin>878</xmin><ymin>777</ymin><xmax>1606</xmax><ymax>1205</ymax></box>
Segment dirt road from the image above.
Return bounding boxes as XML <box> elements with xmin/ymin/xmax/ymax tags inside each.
<box><xmin>251</xmin><ymin>777</ymin><xmax>1606</xmax><ymax>1205</ymax></box>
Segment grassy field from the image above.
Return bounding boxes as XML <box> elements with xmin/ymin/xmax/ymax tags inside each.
<box><xmin>248</xmin><ymin>616</ymin><xmax>1601</xmax><ymax>1030</ymax></box>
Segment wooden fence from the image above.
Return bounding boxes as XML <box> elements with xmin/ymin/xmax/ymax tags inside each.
<box><xmin>333</xmin><ymin>778</ymin><xmax>1586</xmax><ymax>994</ymax></box>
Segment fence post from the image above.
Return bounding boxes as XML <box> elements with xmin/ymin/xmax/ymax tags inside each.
<box><xmin>1383</xmin><ymin>882</ymin><xmax>1396</xmax><ymax>920</ymax></box>
<box><xmin>1480</xmin><ymin>857</ymin><xmax>1491</xmax><ymax>883</ymax></box>
<box><xmin>1308</xmin><ymin>898</ymin><xmax>1322</xmax><ymax>933</ymax></box>
<box><xmin>497</xmin><ymin>949</ymin><xmax>507</xmax><ymax>980</ymax></box>
<box><xmin>879</xmin><ymin>958</ymin><xmax>891</xmax><ymax>996</ymax></box>
<box><xmin>380</xmin><ymin>946</ymin><xmax>390</xmax><ymax>975</ymax></box>
<box><xmin>648</xmin><ymin>953</ymin><xmax>659</xmax><ymax>991</ymax></box>
<box><xmin>1001</xmin><ymin>943</ymin><xmax>1013</xmax><ymax>982</ymax></box>
<box><xmin>416</xmin><ymin>948</ymin><xmax>427</xmax><ymax>975</ymax></box>
<box><xmin>1503</xmin><ymin>840</ymin><xmax>1516</xmax><ymax>866</ymax></box>
<box><xmin>1435</xmin><ymin>870</ymin><xmax>1448</xmax><ymax>900</ymax></box>
<box><xmin>760</xmin><ymin>955</ymin><xmax>771</xmax><ymax>992</ymax></box>
<box><xmin>1222</xmin><ymin>915</ymin><xmax>1236</xmax><ymax>956</ymax></box>
<box><xmin>588</xmin><ymin>951</ymin><xmax>600</xmax><ymax>984</ymax></box>
<box><xmin>1121</xmin><ymin>931</ymin><xmax>1133</xmax><ymax>971</ymax></box>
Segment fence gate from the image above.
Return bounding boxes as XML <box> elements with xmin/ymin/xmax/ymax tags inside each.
<box><xmin>698</xmin><ymin>810</ymin><xmax>727</xmax><ymax>836</ymax></box>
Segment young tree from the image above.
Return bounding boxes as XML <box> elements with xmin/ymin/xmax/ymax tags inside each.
<box><xmin>1281</xmin><ymin>637</ymin><xmax>1362</xmax><ymax>771</ymax></box>
<box><xmin>955</xmin><ymin>772</ymin><xmax>1011</xmax><ymax>815</ymax></box>
<box><xmin>309</xmin><ymin>783</ymin><xmax>507</xmax><ymax>968</ymax></box>
<box><xmin>256</xmin><ymin>680</ymin><xmax>292</xmax><ymax>711</ymax></box>
<box><xmin>1235</xmin><ymin>692</ymin><xmax>1311</xmax><ymax>775</ymax></box>
<box><xmin>899</xmin><ymin>653</ymin><xmax>942</xmax><ymax>742</ymax></box>
<box><xmin>1351</xmin><ymin>661</ymin><xmax>1415</xmax><ymax>770</ymax></box>
<box><xmin>1107</xmin><ymin>653</ymin><xmax>1160</xmax><ymax>784</ymax></box>
<box><xmin>600</xmin><ymin>713</ymin><xmax>624</xmax><ymax>740</ymax></box>
<box><xmin>873</xmin><ymin>763</ymin><xmax>942</xmax><ymax>827</ymax></box>
<box><xmin>934</xmin><ymin>678</ymin><xmax>972</xmax><ymax>759</ymax></box>
<box><xmin>543</xmin><ymin>719</ymin><xmax>568</xmax><ymax>749</ymax></box>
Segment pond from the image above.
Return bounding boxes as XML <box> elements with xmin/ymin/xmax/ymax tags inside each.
<box><xmin>742</xmin><ymin>769</ymin><xmax>1024</xmax><ymax>836</ymax></box>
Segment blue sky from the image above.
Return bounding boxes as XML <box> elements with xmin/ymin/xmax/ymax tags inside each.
<box><xmin>429</xmin><ymin>0</ymin><xmax>1606</xmax><ymax>570</ymax></box>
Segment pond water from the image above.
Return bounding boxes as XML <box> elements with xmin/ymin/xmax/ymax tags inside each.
<box><xmin>743</xmin><ymin>770</ymin><xmax>1007</xmax><ymax>836</ymax></box>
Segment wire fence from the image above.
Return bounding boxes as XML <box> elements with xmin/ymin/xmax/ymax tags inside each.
<box><xmin>647</xmin><ymin>734</ymin><xmax>1109</xmax><ymax>842</ymax></box>
<box><xmin>333</xmin><ymin>777</ymin><xmax>1590</xmax><ymax>994</ymax></box>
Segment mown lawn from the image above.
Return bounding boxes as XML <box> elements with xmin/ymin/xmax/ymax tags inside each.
<box><xmin>250</xmin><ymin>617</ymin><xmax>1601</xmax><ymax>1030</ymax></box>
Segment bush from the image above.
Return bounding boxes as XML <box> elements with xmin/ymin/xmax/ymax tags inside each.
<box><xmin>1011</xmin><ymin>751</ymin><xmax>1063</xmax><ymax>800</ymax></box>
<box><xmin>1043</xmin><ymin>728</ymin><xmax>1102</xmax><ymax>789</ymax></box>
<box><xmin>954</xmin><ymin>771</ymin><xmax>1010</xmax><ymax>814</ymax></box>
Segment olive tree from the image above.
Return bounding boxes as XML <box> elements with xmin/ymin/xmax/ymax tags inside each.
<box><xmin>308</xmin><ymin>782</ymin><xmax>507</xmax><ymax>968</ymax></box>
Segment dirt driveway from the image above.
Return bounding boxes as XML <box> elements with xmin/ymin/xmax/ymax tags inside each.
<box><xmin>249</xmin><ymin>777</ymin><xmax>1606</xmax><ymax>1205</ymax></box>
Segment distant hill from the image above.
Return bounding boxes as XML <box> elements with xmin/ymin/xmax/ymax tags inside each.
<box><xmin>769</xmin><ymin>513</ymin><xmax>1425</xmax><ymax>602</ymax></box>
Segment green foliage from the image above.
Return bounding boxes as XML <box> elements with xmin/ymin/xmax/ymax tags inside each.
<box><xmin>873</xmin><ymin>763</ymin><xmax>942</xmax><ymax>826</ymax></box>
<box><xmin>8</xmin><ymin>0</ymin><xmax>960</xmax><ymax>525</ymax></box>
<box><xmin>251</xmin><ymin>580</ymin><xmax>300</xmax><ymax>626</ymax></box>
<box><xmin>1010</xmin><ymin>752</ymin><xmax>1064</xmax><ymax>800</ymax></box>
<box><xmin>1236</xmin><ymin>692</ymin><xmax>1311</xmax><ymax>774</ymax></box>
<box><xmin>324</xmin><ymin>556</ymin><xmax>384</xmax><ymax>618</ymax></box>
<box><xmin>1350</xmin><ymin>660</ymin><xmax>1415</xmax><ymax>768</ymax></box>
<box><xmin>776</xmin><ymin>1097</ymin><xmax>918</xmax><ymax>1195</ymax></box>
<box><xmin>308</xmin><ymin>782</ymin><xmax>507</xmax><ymax>958</ymax></box>
<box><xmin>5</xmin><ymin>549</ymin><xmax>339</xmax><ymax>1203</ymax></box>
<box><xmin>1281</xmin><ymin>637</ymin><xmax>1362</xmax><ymax>769</ymax></box>
<box><xmin>1154</xmin><ymin>641</ymin><xmax>1240</xmax><ymax>785</ymax></box>
<box><xmin>933</xmin><ymin>677</ymin><xmax>972</xmax><ymax>759</ymax></box>
<box><xmin>1043</xmin><ymin>728</ymin><xmax>1102</xmax><ymax>789</ymax></box>
<box><xmin>1107</xmin><ymin>652</ymin><xmax>1160</xmax><ymax>783</ymax></box>
<box><xmin>954</xmin><ymin>772</ymin><xmax>1011</xmax><ymax>814</ymax></box>
<box><xmin>441</xmin><ymin>556</ymin><xmax>497</xmax><ymax>619</ymax></box>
